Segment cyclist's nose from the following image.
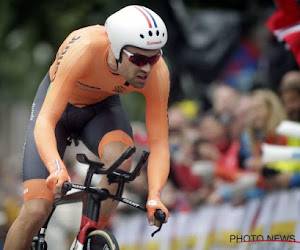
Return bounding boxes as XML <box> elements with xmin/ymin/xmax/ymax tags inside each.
<box><xmin>140</xmin><ymin>63</ymin><xmax>152</xmax><ymax>73</ymax></box>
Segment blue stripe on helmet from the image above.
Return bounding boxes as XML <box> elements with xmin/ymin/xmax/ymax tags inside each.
<box><xmin>142</xmin><ymin>7</ymin><xmax>157</xmax><ymax>28</ymax></box>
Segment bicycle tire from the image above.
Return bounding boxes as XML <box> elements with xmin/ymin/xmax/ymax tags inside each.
<box><xmin>83</xmin><ymin>229</ymin><xmax>119</xmax><ymax>250</ymax></box>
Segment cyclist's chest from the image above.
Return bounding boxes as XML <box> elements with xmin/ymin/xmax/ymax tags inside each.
<box><xmin>79</xmin><ymin>59</ymin><xmax>134</xmax><ymax>93</ymax></box>
<box><xmin>69</xmin><ymin>70</ymin><xmax>133</xmax><ymax>106</ymax></box>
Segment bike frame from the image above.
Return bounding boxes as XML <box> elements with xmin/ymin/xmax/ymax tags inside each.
<box><xmin>33</xmin><ymin>145</ymin><xmax>161</xmax><ymax>250</ymax></box>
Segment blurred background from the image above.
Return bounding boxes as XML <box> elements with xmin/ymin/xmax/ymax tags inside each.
<box><xmin>2</xmin><ymin>0</ymin><xmax>300</xmax><ymax>249</ymax></box>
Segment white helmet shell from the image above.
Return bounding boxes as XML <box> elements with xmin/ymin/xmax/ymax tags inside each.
<box><xmin>105</xmin><ymin>5</ymin><xmax>168</xmax><ymax>60</ymax></box>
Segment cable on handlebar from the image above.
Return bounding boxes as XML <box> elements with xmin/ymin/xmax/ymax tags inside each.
<box><xmin>151</xmin><ymin>209</ymin><xmax>166</xmax><ymax>237</ymax></box>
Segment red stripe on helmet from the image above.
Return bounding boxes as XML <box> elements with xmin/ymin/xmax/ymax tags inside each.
<box><xmin>134</xmin><ymin>6</ymin><xmax>152</xmax><ymax>28</ymax></box>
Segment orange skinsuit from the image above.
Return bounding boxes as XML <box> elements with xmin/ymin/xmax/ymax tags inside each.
<box><xmin>33</xmin><ymin>25</ymin><xmax>170</xmax><ymax>202</ymax></box>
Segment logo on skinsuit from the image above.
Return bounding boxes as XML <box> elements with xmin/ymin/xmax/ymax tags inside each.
<box><xmin>113</xmin><ymin>86</ymin><xmax>125</xmax><ymax>93</ymax></box>
<box><xmin>30</xmin><ymin>103</ymin><xmax>35</xmax><ymax>121</ymax></box>
<box><xmin>51</xmin><ymin>35</ymin><xmax>81</xmax><ymax>82</ymax></box>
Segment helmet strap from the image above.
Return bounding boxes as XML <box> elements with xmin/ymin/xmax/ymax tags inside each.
<box><xmin>107</xmin><ymin>51</ymin><xmax>119</xmax><ymax>73</ymax></box>
<box><xmin>107</xmin><ymin>60</ymin><xmax>119</xmax><ymax>73</ymax></box>
<box><xmin>118</xmin><ymin>51</ymin><xmax>123</xmax><ymax>64</ymax></box>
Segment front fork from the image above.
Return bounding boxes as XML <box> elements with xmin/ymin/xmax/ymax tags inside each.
<box><xmin>70</xmin><ymin>193</ymin><xmax>102</xmax><ymax>249</ymax></box>
<box><xmin>70</xmin><ymin>237</ymin><xmax>84</xmax><ymax>250</ymax></box>
<box><xmin>70</xmin><ymin>215</ymin><xmax>99</xmax><ymax>250</ymax></box>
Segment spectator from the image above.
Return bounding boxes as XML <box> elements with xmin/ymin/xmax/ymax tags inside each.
<box><xmin>230</xmin><ymin>94</ymin><xmax>253</xmax><ymax>170</ymax></box>
<box><xmin>261</xmin><ymin>71</ymin><xmax>300</xmax><ymax>189</ymax></box>
<box><xmin>242</xmin><ymin>89</ymin><xmax>300</xmax><ymax>192</ymax></box>
<box><xmin>279</xmin><ymin>70</ymin><xmax>300</xmax><ymax>122</ymax></box>
<box><xmin>193</xmin><ymin>111</ymin><xmax>246</xmax><ymax>205</ymax></box>
<box><xmin>257</xmin><ymin>0</ymin><xmax>300</xmax><ymax>190</ymax></box>
<box><xmin>168</xmin><ymin>103</ymin><xmax>205</xmax><ymax>210</ymax></box>
<box><xmin>199</xmin><ymin>89</ymin><xmax>288</xmax><ymax>204</ymax></box>
<box><xmin>229</xmin><ymin>94</ymin><xmax>253</xmax><ymax>141</ymax></box>
<box><xmin>211</xmin><ymin>84</ymin><xmax>239</xmax><ymax>117</ymax></box>
<box><xmin>245</xmin><ymin>89</ymin><xmax>287</xmax><ymax>171</ymax></box>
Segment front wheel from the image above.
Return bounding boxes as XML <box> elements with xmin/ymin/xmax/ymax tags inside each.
<box><xmin>83</xmin><ymin>229</ymin><xmax>119</xmax><ymax>250</ymax></box>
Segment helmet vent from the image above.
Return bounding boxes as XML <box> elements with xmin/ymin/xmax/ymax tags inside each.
<box><xmin>140</xmin><ymin>34</ymin><xmax>144</xmax><ymax>39</ymax></box>
<box><xmin>156</xmin><ymin>30</ymin><xmax>159</xmax><ymax>36</ymax></box>
<box><xmin>148</xmin><ymin>30</ymin><xmax>153</xmax><ymax>36</ymax></box>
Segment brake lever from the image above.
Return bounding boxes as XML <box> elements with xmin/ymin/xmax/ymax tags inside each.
<box><xmin>151</xmin><ymin>209</ymin><xmax>166</xmax><ymax>237</ymax></box>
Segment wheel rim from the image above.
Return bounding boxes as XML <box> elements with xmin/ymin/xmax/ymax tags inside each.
<box><xmin>84</xmin><ymin>229</ymin><xmax>119</xmax><ymax>250</ymax></box>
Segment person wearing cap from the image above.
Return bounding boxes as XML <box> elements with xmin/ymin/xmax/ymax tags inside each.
<box><xmin>4</xmin><ymin>5</ymin><xmax>170</xmax><ymax>249</ymax></box>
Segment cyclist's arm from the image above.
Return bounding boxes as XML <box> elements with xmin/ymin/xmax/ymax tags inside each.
<box><xmin>34</xmin><ymin>33</ymin><xmax>90</xmax><ymax>173</ymax></box>
<box><xmin>142</xmin><ymin>59</ymin><xmax>170</xmax><ymax>197</ymax></box>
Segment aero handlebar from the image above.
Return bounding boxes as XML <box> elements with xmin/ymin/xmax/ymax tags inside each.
<box><xmin>76</xmin><ymin>145</ymin><xmax>136</xmax><ymax>175</ymax></box>
<box><xmin>60</xmin><ymin>145</ymin><xmax>166</xmax><ymax>237</ymax></box>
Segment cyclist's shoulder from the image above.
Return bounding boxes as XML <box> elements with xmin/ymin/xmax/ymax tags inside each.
<box><xmin>69</xmin><ymin>25</ymin><xmax>106</xmax><ymax>38</ymax></box>
<box><xmin>155</xmin><ymin>57</ymin><xmax>170</xmax><ymax>73</ymax></box>
<box><xmin>147</xmin><ymin>58</ymin><xmax>170</xmax><ymax>86</ymax></box>
<box><xmin>139</xmin><ymin>60</ymin><xmax>170</xmax><ymax>99</ymax></box>
<box><xmin>62</xmin><ymin>25</ymin><xmax>109</xmax><ymax>51</ymax></box>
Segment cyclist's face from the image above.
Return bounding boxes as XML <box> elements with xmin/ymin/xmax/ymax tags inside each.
<box><xmin>118</xmin><ymin>46</ymin><xmax>161</xmax><ymax>89</ymax></box>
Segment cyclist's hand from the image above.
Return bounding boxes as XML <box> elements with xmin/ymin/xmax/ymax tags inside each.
<box><xmin>46</xmin><ymin>169</ymin><xmax>70</xmax><ymax>196</ymax></box>
<box><xmin>146</xmin><ymin>195</ymin><xmax>169</xmax><ymax>227</ymax></box>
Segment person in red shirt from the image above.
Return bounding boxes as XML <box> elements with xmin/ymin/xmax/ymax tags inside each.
<box><xmin>266</xmin><ymin>0</ymin><xmax>300</xmax><ymax>66</ymax></box>
<box><xmin>4</xmin><ymin>5</ymin><xmax>170</xmax><ymax>249</ymax></box>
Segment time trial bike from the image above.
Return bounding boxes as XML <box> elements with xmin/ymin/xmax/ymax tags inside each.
<box><xmin>31</xmin><ymin>145</ymin><xmax>166</xmax><ymax>250</ymax></box>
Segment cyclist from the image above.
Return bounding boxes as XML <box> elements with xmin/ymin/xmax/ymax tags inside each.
<box><xmin>4</xmin><ymin>5</ymin><xmax>170</xmax><ymax>249</ymax></box>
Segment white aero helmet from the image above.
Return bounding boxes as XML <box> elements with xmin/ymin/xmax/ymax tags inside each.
<box><xmin>105</xmin><ymin>5</ymin><xmax>168</xmax><ymax>60</ymax></box>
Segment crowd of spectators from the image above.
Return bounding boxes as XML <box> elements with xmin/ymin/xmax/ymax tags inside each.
<box><xmin>118</xmin><ymin>69</ymin><xmax>300</xmax><ymax>218</ymax></box>
<box><xmin>114</xmin><ymin>0</ymin><xmax>300</xmax><ymax>216</ymax></box>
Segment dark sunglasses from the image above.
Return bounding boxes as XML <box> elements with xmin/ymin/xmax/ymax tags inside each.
<box><xmin>123</xmin><ymin>49</ymin><xmax>162</xmax><ymax>66</ymax></box>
